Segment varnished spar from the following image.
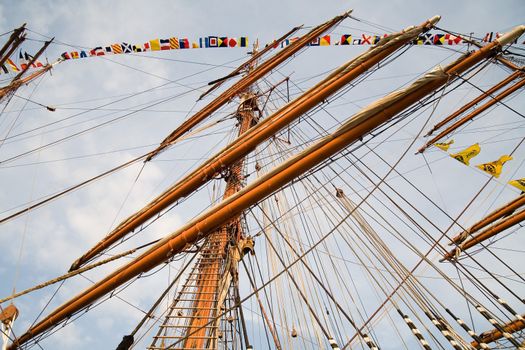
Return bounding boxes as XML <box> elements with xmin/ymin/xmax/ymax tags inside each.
<box><xmin>418</xmin><ymin>69</ymin><xmax>525</xmax><ymax>153</ymax></box>
<box><xmin>423</xmin><ymin>69</ymin><xmax>524</xmax><ymax>138</ymax></box>
<box><xmin>70</xmin><ymin>15</ymin><xmax>441</xmax><ymax>271</ymax></box>
<box><xmin>0</xmin><ymin>64</ymin><xmax>54</xmax><ymax>102</ymax></box>
<box><xmin>471</xmin><ymin>314</ymin><xmax>525</xmax><ymax>348</ymax></box>
<box><xmin>197</xmin><ymin>25</ymin><xmax>303</xmax><ymax>100</ymax></box>
<box><xmin>449</xmin><ymin>194</ymin><xmax>525</xmax><ymax>245</ymax></box>
<box><xmin>0</xmin><ymin>24</ymin><xmax>26</xmax><ymax>69</ymax></box>
<box><xmin>9</xmin><ymin>20</ymin><xmax>524</xmax><ymax>350</ymax></box>
<box><xmin>0</xmin><ymin>32</ymin><xmax>53</xmax><ymax>103</ymax></box>
<box><xmin>181</xmin><ymin>90</ymin><xmax>258</xmax><ymax>349</ymax></box>
<box><xmin>443</xmin><ymin>208</ymin><xmax>525</xmax><ymax>260</ymax></box>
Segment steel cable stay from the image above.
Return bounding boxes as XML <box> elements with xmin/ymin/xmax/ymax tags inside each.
<box><xmin>0</xmin><ymin>82</ymin><xmax>210</xmax><ymax>166</ymax></box>
<box><xmin>239</xmin><ymin>84</ymin><xmax>476</xmax><ymax>348</ymax></box>
<box><xmin>63</xmin><ymin>16</ymin><xmax>439</xmax><ymax>273</ymax></box>
<box><xmin>344</xmin><ymin>148</ymin><xmax>525</xmax><ymax>321</ymax></box>
<box><xmin>252</xmin><ymin>63</ymin><xmax>520</xmax><ymax>328</ymax></box>
<box><xmin>248</xmin><ymin>203</ymin><xmax>381</xmax><ymax>349</ymax></box>
<box><xmin>360</xmin><ymin>145</ymin><xmax>525</xmax><ymax>285</ymax></box>
<box><xmin>264</xmin><ymin>89</ymin><xmax>520</xmax><ymax>316</ymax></box>
<box><xmin>148</xmin><ymin>147</ymin><xmax>474</xmax><ymax>350</ymax></box>
<box><xmin>20</xmin><ymin>251</ymin><xmax>198</xmax><ymax>349</ymax></box>
<box><xmin>282</xmin><ymin>119</ymin><xmax>484</xmax><ymax>348</ymax></box>
<box><xmin>266</xmin><ymin>134</ymin><xmax>380</xmax><ymax>344</ymax></box>
<box><xmin>0</xmin><ymin>53</ymin><xmax>249</xmax><ymax>144</ymax></box>
<box><xmin>0</xmin><ymin>112</ymin><xmax>238</xmax><ymax>227</ymax></box>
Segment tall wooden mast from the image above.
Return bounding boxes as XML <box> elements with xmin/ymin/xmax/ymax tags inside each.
<box><xmin>149</xmin><ymin>49</ymin><xmax>260</xmax><ymax>350</ymax></box>
<box><xmin>184</xmin><ymin>92</ymin><xmax>256</xmax><ymax>350</ymax></box>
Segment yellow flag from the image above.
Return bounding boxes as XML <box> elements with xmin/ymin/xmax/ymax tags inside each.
<box><xmin>450</xmin><ymin>143</ymin><xmax>480</xmax><ymax>165</ymax></box>
<box><xmin>150</xmin><ymin>38</ymin><xmax>161</xmax><ymax>51</ymax></box>
<box><xmin>434</xmin><ymin>139</ymin><xmax>454</xmax><ymax>151</ymax></box>
<box><xmin>476</xmin><ymin>155</ymin><xmax>513</xmax><ymax>178</ymax></box>
<box><xmin>509</xmin><ymin>178</ymin><xmax>525</xmax><ymax>192</ymax></box>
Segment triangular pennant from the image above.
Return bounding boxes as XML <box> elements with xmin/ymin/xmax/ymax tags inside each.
<box><xmin>508</xmin><ymin>178</ymin><xmax>525</xmax><ymax>192</ymax></box>
<box><xmin>6</xmin><ymin>58</ymin><xmax>20</xmax><ymax>72</ymax></box>
<box><xmin>476</xmin><ymin>155</ymin><xmax>513</xmax><ymax>178</ymax></box>
<box><xmin>433</xmin><ymin>139</ymin><xmax>454</xmax><ymax>151</ymax></box>
<box><xmin>450</xmin><ymin>143</ymin><xmax>480</xmax><ymax>165</ymax></box>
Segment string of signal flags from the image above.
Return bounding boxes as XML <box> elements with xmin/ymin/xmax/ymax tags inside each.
<box><xmin>1</xmin><ymin>30</ymin><xmax>523</xmax><ymax>75</ymax></box>
<box><xmin>57</xmin><ymin>31</ymin><xmax>524</xmax><ymax>61</ymax></box>
<box><xmin>432</xmin><ymin>140</ymin><xmax>525</xmax><ymax>193</ymax></box>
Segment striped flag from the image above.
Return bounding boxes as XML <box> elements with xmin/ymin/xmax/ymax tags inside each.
<box><xmin>169</xmin><ymin>37</ymin><xmax>180</xmax><ymax>49</ymax></box>
<box><xmin>112</xmin><ymin>43</ymin><xmax>123</xmax><ymax>54</ymax></box>
<box><xmin>160</xmin><ymin>39</ymin><xmax>170</xmax><ymax>50</ymax></box>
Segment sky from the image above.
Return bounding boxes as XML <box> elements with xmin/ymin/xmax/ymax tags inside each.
<box><xmin>0</xmin><ymin>0</ymin><xmax>524</xmax><ymax>349</ymax></box>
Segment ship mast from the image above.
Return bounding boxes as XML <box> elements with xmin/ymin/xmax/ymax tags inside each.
<box><xmin>0</xmin><ymin>24</ymin><xmax>26</xmax><ymax>69</ymax></box>
<box><xmin>149</xmin><ymin>44</ymin><xmax>260</xmax><ymax>350</ymax></box>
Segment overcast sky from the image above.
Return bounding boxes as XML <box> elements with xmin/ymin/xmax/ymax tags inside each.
<box><xmin>0</xmin><ymin>1</ymin><xmax>524</xmax><ymax>349</ymax></box>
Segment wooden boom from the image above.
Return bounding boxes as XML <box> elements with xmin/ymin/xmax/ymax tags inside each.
<box><xmin>423</xmin><ymin>69</ymin><xmax>523</xmax><ymax>138</ymax></box>
<box><xmin>443</xmin><ymin>208</ymin><xmax>525</xmax><ymax>260</ymax></box>
<box><xmin>450</xmin><ymin>194</ymin><xmax>525</xmax><ymax>245</ymax></box>
<box><xmin>418</xmin><ymin>72</ymin><xmax>525</xmax><ymax>153</ymax></box>
<box><xmin>471</xmin><ymin>314</ymin><xmax>525</xmax><ymax>348</ymax></box>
